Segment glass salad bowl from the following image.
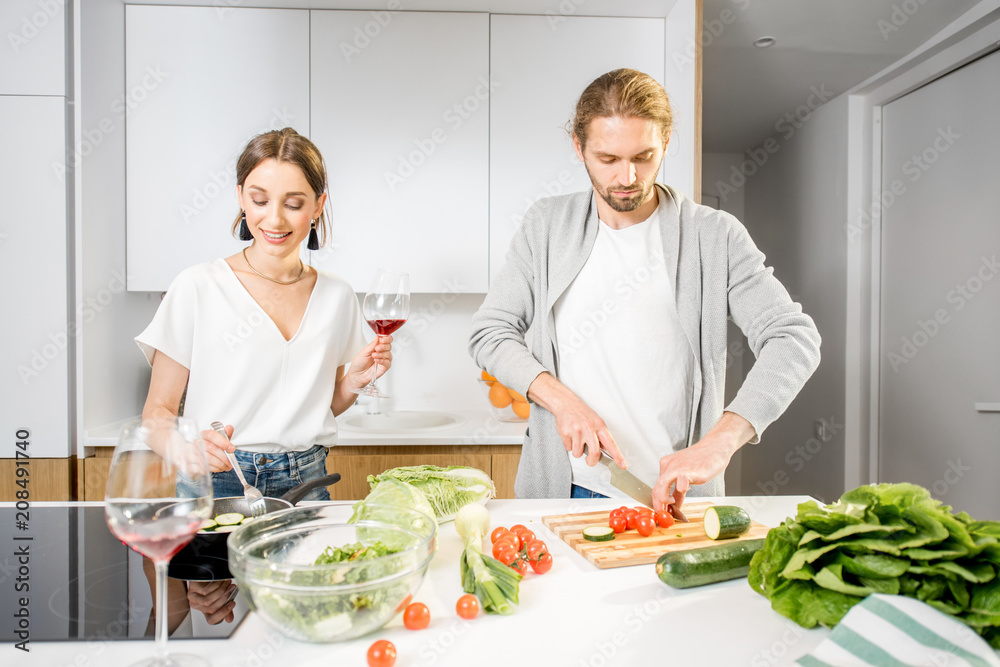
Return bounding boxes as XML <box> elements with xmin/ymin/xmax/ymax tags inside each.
<box><xmin>227</xmin><ymin>503</ymin><xmax>437</xmax><ymax>643</ymax></box>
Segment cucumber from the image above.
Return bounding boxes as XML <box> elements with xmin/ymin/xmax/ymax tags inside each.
<box><xmin>214</xmin><ymin>512</ymin><xmax>245</xmax><ymax>526</ymax></box>
<box><xmin>656</xmin><ymin>539</ymin><xmax>765</xmax><ymax>588</ymax></box>
<box><xmin>703</xmin><ymin>505</ymin><xmax>751</xmax><ymax>540</ymax></box>
<box><xmin>213</xmin><ymin>525</ymin><xmax>240</xmax><ymax>533</ymax></box>
<box><xmin>199</xmin><ymin>518</ymin><xmax>218</xmax><ymax>531</ymax></box>
<box><xmin>583</xmin><ymin>526</ymin><xmax>615</xmax><ymax>542</ymax></box>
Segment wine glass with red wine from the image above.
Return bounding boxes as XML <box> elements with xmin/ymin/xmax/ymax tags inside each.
<box><xmin>105</xmin><ymin>416</ymin><xmax>213</xmax><ymax>667</ymax></box>
<box><xmin>353</xmin><ymin>268</ymin><xmax>410</xmax><ymax>398</ymax></box>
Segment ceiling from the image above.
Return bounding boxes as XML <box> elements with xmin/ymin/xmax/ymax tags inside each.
<box><xmin>703</xmin><ymin>0</ymin><xmax>983</xmax><ymax>153</ymax></box>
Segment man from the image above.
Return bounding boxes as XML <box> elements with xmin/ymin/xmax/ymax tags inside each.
<box><xmin>469</xmin><ymin>69</ymin><xmax>821</xmax><ymax>512</ymax></box>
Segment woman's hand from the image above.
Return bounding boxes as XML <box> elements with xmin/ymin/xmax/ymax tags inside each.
<box><xmin>199</xmin><ymin>423</ymin><xmax>235</xmax><ymax>473</ymax></box>
<box><xmin>345</xmin><ymin>335</ymin><xmax>393</xmax><ymax>392</ymax></box>
<box><xmin>187</xmin><ymin>580</ymin><xmax>237</xmax><ymax>625</ymax></box>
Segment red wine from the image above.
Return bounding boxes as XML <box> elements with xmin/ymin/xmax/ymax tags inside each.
<box><xmin>367</xmin><ymin>319</ymin><xmax>406</xmax><ymax>336</ymax></box>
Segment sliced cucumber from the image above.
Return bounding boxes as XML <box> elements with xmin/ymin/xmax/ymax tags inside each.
<box><xmin>703</xmin><ymin>506</ymin><xmax>751</xmax><ymax>540</ymax></box>
<box><xmin>214</xmin><ymin>525</ymin><xmax>240</xmax><ymax>533</ymax></box>
<box><xmin>583</xmin><ymin>526</ymin><xmax>615</xmax><ymax>542</ymax></box>
<box><xmin>656</xmin><ymin>539</ymin><xmax>765</xmax><ymax>588</ymax></box>
<box><xmin>214</xmin><ymin>512</ymin><xmax>245</xmax><ymax>526</ymax></box>
<box><xmin>199</xmin><ymin>518</ymin><xmax>218</xmax><ymax>531</ymax></box>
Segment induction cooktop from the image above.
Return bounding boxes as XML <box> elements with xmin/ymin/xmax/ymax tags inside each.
<box><xmin>0</xmin><ymin>505</ymin><xmax>248</xmax><ymax>643</ymax></box>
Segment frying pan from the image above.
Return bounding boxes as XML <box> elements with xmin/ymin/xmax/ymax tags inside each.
<box><xmin>168</xmin><ymin>472</ymin><xmax>341</xmax><ymax>581</ymax></box>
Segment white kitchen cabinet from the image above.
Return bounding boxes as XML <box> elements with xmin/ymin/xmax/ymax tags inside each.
<box><xmin>0</xmin><ymin>0</ymin><xmax>65</xmax><ymax>96</ymax></box>
<box><xmin>124</xmin><ymin>5</ymin><xmax>310</xmax><ymax>292</ymax></box>
<box><xmin>488</xmin><ymin>15</ymin><xmax>666</xmax><ymax>284</ymax></box>
<box><xmin>0</xmin><ymin>96</ymin><xmax>68</xmax><ymax>457</ymax></box>
<box><xmin>309</xmin><ymin>11</ymin><xmax>490</xmax><ymax>293</ymax></box>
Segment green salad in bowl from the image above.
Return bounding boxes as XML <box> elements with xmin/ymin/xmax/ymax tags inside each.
<box><xmin>227</xmin><ymin>503</ymin><xmax>437</xmax><ymax>643</ymax></box>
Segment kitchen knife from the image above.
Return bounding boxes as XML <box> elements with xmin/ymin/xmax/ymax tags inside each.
<box><xmin>587</xmin><ymin>445</ymin><xmax>689</xmax><ymax>521</ymax></box>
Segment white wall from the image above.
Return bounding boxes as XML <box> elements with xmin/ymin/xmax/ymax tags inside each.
<box><xmin>739</xmin><ymin>96</ymin><xmax>850</xmax><ymax>505</ymax></box>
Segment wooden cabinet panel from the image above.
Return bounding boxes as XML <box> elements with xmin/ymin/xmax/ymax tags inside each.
<box><xmin>83</xmin><ymin>456</ymin><xmax>113</xmax><ymax>502</ymax></box>
<box><xmin>491</xmin><ymin>449</ymin><xmax>521</xmax><ymax>500</ymax></box>
<box><xmin>0</xmin><ymin>459</ymin><xmax>73</xmax><ymax>501</ymax></box>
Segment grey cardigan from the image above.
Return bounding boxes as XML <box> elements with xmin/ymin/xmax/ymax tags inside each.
<box><xmin>469</xmin><ymin>185</ymin><xmax>821</xmax><ymax>499</ymax></box>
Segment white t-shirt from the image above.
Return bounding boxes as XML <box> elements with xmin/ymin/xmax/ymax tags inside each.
<box><xmin>553</xmin><ymin>209</ymin><xmax>694</xmax><ymax>497</ymax></box>
<box><xmin>135</xmin><ymin>259</ymin><xmax>367</xmax><ymax>453</ymax></box>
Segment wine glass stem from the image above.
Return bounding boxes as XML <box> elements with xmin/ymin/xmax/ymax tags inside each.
<box><xmin>154</xmin><ymin>559</ymin><xmax>169</xmax><ymax>660</ymax></box>
<box><xmin>370</xmin><ymin>335</ymin><xmax>382</xmax><ymax>387</ymax></box>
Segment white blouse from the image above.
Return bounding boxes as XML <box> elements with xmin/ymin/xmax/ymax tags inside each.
<box><xmin>135</xmin><ymin>259</ymin><xmax>367</xmax><ymax>453</ymax></box>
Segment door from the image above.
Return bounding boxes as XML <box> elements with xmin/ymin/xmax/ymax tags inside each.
<box><xmin>879</xmin><ymin>48</ymin><xmax>1000</xmax><ymax>518</ymax></box>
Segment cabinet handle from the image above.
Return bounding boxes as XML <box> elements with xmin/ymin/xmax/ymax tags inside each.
<box><xmin>974</xmin><ymin>403</ymin><xmax>1000</xmax><ymax>413</ymax></box>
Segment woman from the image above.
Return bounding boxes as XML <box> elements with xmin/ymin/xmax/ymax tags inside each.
<box><xmin>136</xmin><ymin>127</ymin><xmax>390</xmax><ymax>502</ymax></box>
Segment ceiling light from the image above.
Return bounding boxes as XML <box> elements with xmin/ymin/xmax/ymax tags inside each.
<box><xmin>753</xmin><ymin>36</ymin><xmax>776</xmax><ymax>48</ymax></box>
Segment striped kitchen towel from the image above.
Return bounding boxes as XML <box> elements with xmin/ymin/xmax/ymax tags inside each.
<box><xmin>796</xmin><ymin>594</ymin><xmax>1000</xmax><ymax>667</ymax></box>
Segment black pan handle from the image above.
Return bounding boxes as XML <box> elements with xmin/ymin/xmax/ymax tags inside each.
<box><xmin>281</xmin><ymin>473</ymin><xmax>341</xmax><ymax>506</ymax></box>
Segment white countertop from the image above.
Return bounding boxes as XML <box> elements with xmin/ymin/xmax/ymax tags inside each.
<box><xmin>84</xmin><ymin>410</ymin><xmax>526</xmax><ymax>448</ymax></box>
<box><xmin>16</xmin><ymin>496</ymin><xmax>828</xmax><ymax>666</ymax></box>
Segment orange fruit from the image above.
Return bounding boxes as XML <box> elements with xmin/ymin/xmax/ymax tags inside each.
<box><xmin>488</xmin><ymin>382</ymin><xmax>513</xmax><ymax>408</ymax></box>
<box><xmin>481</xmin><ymin>370</ymin><xmax>497</xmax><ymax>382</ymax></box>
<box><xmin>507</xmin><ymin>387</ymin><xmax>526</xmax><ymax>403</ymax></box>
<box><xmin>511</xmin><ymin>400</ymin><xmax>530</xmax><ymax>419</ymax></box>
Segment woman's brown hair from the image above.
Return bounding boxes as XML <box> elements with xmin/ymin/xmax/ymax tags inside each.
<box><xmin>571</xmin><ymin>69</ymin><xmax>673</xmax><ymax>150</ymax></box>
<box><xmin>230</xmin><ymin>127</ymin><xmax>331</xmax><ymax>248</ymax></box>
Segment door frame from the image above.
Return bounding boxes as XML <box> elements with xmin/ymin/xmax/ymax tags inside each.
<box><xmin>843</xmin><ymin>4</ymin><xmax>1000</xmax><ymax>491</ymax></box>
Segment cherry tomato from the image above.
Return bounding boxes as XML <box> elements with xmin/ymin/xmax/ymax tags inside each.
<box><xmin>395</xmin><ymin>593</ymin><xmax>412</xmax><ymax>614</ymax></box>
<box><xmin>516</xmin><ymin>529</ymin><xmax>536</xmax><ymax>549</ymax></box>
<box><xmin>617</xmin><ymin>505</ymin><xmax>629</xmax><ymax>515</ymax></box>
<box><xmin>492</xmin><ymin>536</ymin><xmax>517</xmax><ymax>559</ymax></box>
<box><xmin>609</xmin><ymin>514</ymin><xmax>627</xmax><ymax>534</ymax></box>
<box><xmin>525</xmin><ymin>539</ymin><xmax>548</xmax><ymax>562</ymax></box>
<box><xmin>403</xmin><ymin>602</ymin><xmax>430</xmax><ymax>630</ymax></box>
<box><xmin>609</xmin><ymin>508</ymin><xmax>625</xmax><ymax>520</ymax></box>
<box><xmin>496</xmin><ymin>543</ymin><xmax>518</xmax><ymax>566</ymax></box>
<box><xmin>456</xmin><ymin>594</ymin><xmax>479</xmax><ymax>619</ymax></box>
<box><xmin>490</xmin><ymin>527</ymin><xmax>511</xmax><ymax>544</ymax></box>
<box><xmin>367</xmin><ymin>640</ymin><xmax>396</xmax><ymax>667</ymax></box>
<box><xmin>636</xmin><ymin>514</ymin><xmax>655</xmax><ymax>537</ymax></box>
<box><xmin>509</xmin><ymin>523</ymin><xmax>529</xmax><ymax>536</ymax></box>
<box><xmin>510</xmin><ymin>558</ymin><xmax>528</xmax><ymax>576</ymax></box>
<box><xmin>626</xmin><ymin>509</ymin><xmax>639</xmax><ymax>530</ymax></box>
<box><xmin>634</xmin><ymin>506</ymin><xmax>654</xmax><ymax>516</ymax></box>
<box><xmin>530</xmin><ymin>551</ymin><xmax>553</xmax><ymax>574</ymax></box>
<box><xmin>654</xmin><ymin>509</ymin><xmax>675</xmax><ymax>529</ymax></box>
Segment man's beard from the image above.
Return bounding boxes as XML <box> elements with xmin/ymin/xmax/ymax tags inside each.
<box><xmin>584</xmin><ymin>164</ymin><xmax>656</xmax><ymax>213</ymax></box>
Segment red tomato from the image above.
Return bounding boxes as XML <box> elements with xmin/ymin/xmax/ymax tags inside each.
<box><xmin>509</xmin><ymin>524</ymin><xmax>529</xmax><ymax>536</ymax></box>
<box><xmin>634</xmin><ymin>506</ymin><xmax>654</xmax><ymax>516</ymax></box>
<box><xmin>395</xmin><ymin>593</ymin><xmax>412</xmax><ymax>614</ymax></box>
<box><xmin>510</xmin><ymin>558</ymin><xmax>528</xmax><ymax>576</ymax></box>
<box><xmin>498</xmin><ymin>544</ymin><xmax>520</xmax><ymax>566</ymax></box>
<box><xmin>525</xmin><ymin>539</ymin><xmax>548</xmax><ymax>561</ymax></box>
<box><xmin>609</xmin><ymin>515</ymin><xmax>627</xmax><ymax>534</ymax></box>
<box><xmin>403</xmin><ymin>602</ymin><xmax>430</xmax><ymax>630</ymax></box>
<box><xmin>456</xmin><ymin>594</ymin><xmax>479</xmax><ymax>619</ymax></box>
<box><xmin>530</xmin><ymin>552</ymin><xmax>553</xmax><ymax>574</ymax></box>
<box><xmin>367</xmin><ymin>640</ymin><xmax>396</xmax><ymax>667</ymax></box>
<box><xmin>492</xmin><ymin>537</ymin><xmax>517</xmax><ymax>559</ymax></box>
<box><xmin>626</xmin><ymin>510</ymin><xmax>639</xmax><ymax>530</ymax></box>
<box><xmin>609</xmin><ymin>508</ymin><xmax>625</xmax><ymax>520</ymax></box>
<box><xmin>636</xmin><ymin>514</ymin><xmax>655</xmax><ymax>537</ymax></box>
<box><xmin>617</xmin><ymin>505</ymin><xmax>629</xmax><ymax>515</ymax></box>
<box><xmin>517</xmin><ymin>529</ymin><xmax>536</xmax><ymax>549</ymax></box>
<box><xmin>490</xmin><ymin>527</ymin><xmax>511</xmax><ymax>544</ymax></box>
<box><xmin>654</xmin><ymin>509</ymin><xmax>675</xmax><ymax>529</ymax></box>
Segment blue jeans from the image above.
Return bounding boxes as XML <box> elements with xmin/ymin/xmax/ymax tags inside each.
<box><xmin>185</xmin><ymin>444</ymin><xmax>332</xmax><ymax>502</ymax></box>
<box><xmin>570</xmin><ymin>484</ymin><xmax>609</xmax><ymax>499</ymax></box>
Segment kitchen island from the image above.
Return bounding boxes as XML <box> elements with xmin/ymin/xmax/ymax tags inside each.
<box><xmin>12</xmin><ymin>496</ymin><xmax>826</xmax><ymax>666</ymax></box>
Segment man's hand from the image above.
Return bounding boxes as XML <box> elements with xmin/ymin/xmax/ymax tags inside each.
<box><xmin>652</xmin><ymin>412</ymin><xmax>756</xmax><ymax>512</ymax></box>
<box><xmin>187</xmin><ymin>579</ymin><xmax>237</xmax><ymax>625</ymax></box>
<box><xmin>526</xmin><ymin>372</ymin><xmax>628</xmax><ymax>469</ymax></box>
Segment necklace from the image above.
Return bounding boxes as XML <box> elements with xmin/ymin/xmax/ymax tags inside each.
<box><xmin>242</xmin><ymin>247</ymin><xmax>306</xmax><ymax>285</ymax></box>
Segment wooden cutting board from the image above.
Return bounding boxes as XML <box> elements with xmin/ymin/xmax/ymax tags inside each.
<box><xmin>541</xmin><ymin>502</ymin><xmax>770</xmax><ymax>569</ymax></box>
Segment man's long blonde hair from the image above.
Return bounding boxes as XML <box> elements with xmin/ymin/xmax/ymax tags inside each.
<box><xmin>571</xmin><ymin>69</ymin><xmax>673</xmax><ymax>149</ymax></box>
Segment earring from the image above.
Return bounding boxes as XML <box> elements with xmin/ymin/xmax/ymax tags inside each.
<box><xmin>307</xmin><ymin>219</ymin><xmax>320</xmax><ymax>251</ymax></box>
<box><xmin>238</xmin><ymin>211</ymin><xmax>253</xmax><ymax>241</ymax></box>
